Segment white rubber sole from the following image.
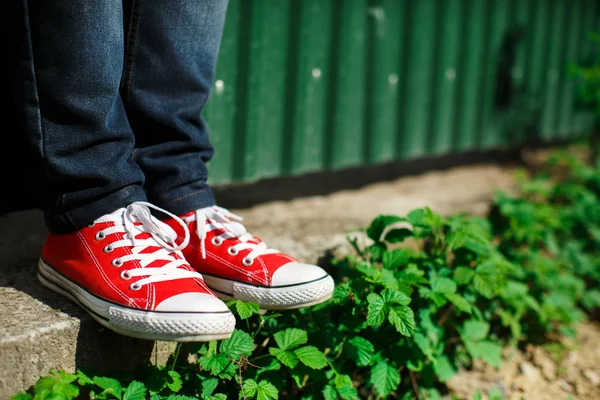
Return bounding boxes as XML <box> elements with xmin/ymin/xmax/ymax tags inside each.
<box><xmin>202</xmin><ymin>274</ymin><xmax>335</xmax><ymax>310</ymax></box>
<box><xmin>38</xmin><ymin>259</ymin><xmax>236</xmax><ymax>342</ymax></box>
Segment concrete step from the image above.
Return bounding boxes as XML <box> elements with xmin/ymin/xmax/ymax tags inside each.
<box><xmin>0</xmin><ymin>163</ymin><xmax>517</xmax><ymax>399</ymax></box>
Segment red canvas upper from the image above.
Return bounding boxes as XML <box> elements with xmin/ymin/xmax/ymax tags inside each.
<box><xmin>41</xmin><ymin>207</ymin><xmax>216</xmax><ymax>311</ymax></box>
<box><xmin>165</xmin><ymin>208</ymin><xmax>298</xmax><ymax>287</ymax></box>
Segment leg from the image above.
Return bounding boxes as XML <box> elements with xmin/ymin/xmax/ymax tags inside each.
<box><xmin>121</xmin><ymin>0</ymin><xmax>334</xmax><ymax>310</ymax></box>
<box><xmin>121</xmin><ymin>0</ymin><xmax>228</xmax><ymax>215</ymax></box>
<box><xmin>17</xmin><ymin>0</ymin><xmax>235</xmax><ymax>341</ymax></box>
<box><xmin>19</xmin><ymin>0</ymin><xmax>146</xmax><ymax>233</ymax></box>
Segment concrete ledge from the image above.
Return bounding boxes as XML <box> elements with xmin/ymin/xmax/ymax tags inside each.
<box><xmin>0</xmin><ymin>163</ymin><xmax>517</xmax><ymax>398</ymax></box>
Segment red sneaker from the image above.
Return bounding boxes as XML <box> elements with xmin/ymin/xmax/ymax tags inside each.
<box><xmin>166</xmin><ymin>206</ymin><xmax>335</xmax><ymax>310</ymax></box>
<box><xmin>38</xmin><ymin>202</ymin><xmax>235</xmax><ymax>341</ymax></box>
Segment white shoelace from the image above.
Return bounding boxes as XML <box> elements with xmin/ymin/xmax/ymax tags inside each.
<box><xmin>185</xmin><ymin>206</ymin><xmax>279</xmax><ymax>265</ymax></box>
<box><xmin>94</xmin><ymin>202</ymin><xmax>202</xmax><ymax>290</ymax></box>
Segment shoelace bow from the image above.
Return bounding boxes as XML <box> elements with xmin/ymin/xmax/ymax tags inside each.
<box><xmin>95</xmin><ymin>202</ymin><xmax>202</xmax><ymax>290</ymax></box>
<box><xmin>187</xmin><ymin>206</ymin><xmax>279</xmax><ymax>265</ymax></box>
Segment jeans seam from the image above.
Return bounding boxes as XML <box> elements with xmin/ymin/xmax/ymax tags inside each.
<box><xmin>122</xmin><ymin>0</ymin><xmax>144</xmax><ymax>105</ymax></box>
<box><xmin>22</xmin><ymin>1</ymin><xmax>45</xmax><ymax>162</ymax></box>
<box><xmin>165</xmin><ymin>189</ymin><xmax>212</xmax><ymax>204</ymax></box>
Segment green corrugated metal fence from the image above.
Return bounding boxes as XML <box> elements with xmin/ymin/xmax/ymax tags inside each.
<box><xmin>205</xmin><ymin>0</ymin><xmax>599</xmax><ymax>184</ymax></box>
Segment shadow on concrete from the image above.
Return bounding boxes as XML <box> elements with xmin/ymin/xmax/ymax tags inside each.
<box><xmin>0</xmin><ymin>210</ymin><xmax>156</xmax><ymax>374</ymax></box>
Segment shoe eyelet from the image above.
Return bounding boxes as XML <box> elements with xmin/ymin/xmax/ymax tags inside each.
<box><xmin>227</xmin><ymin>247</ymin><xmax>239</xmax><ymax>256</ymax></box>
<box><xmin>211</xmin><ymin>237</ymin><xmax>223</xmax><ymax>246</ymax></box>
<box><xmin>242</xmin><ymin>257</ymin><xmax>254</xmax><ymax>266</ymax></box>
<box><xmin>120</xmin><ymin>270</ymin><xmax>132</xmax><ymax>280</ymax></box>
<box><xmin>95</xmin><ymin>231</ymin><xmax>106</xmax><ymax>241</ymax></box>
<box><xmin>112</xmin><ymin>258</ymin><xmax>123</xmax><ymax>267</ymax></box>
<box><xmin>130</xmin><ymin>282</ymin><xmax>142</xmax><ymax>291</ymax></box>
<box><xmin>103</xmin><ymin>245</ymin><xmax>114</xmax><ymax>253</ymax></box>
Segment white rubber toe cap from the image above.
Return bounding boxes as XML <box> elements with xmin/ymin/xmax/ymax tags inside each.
<box><xmin>271</xmin><ymin>262</ymin><xmax>329</xmax><ymax>286</ymax></box>
<box><xmin>155</xmin><ymin>293</ymin><xmax>229</xmax><ymax>312</ymax></box>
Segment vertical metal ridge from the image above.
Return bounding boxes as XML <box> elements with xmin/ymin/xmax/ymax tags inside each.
<box><xmin>473</xmin><ymin>0</ymin><xmax>494</xmax><ymax>149</ymax></box>
<box><xmin>425</xmin><ymin>0</ymin><xmax>445</xmax><ymax>154</ymax></box>
<box><xmin>289</xmin><ymin>0</ymin><xmax>334</xmax><ymax>174</ymax></box>
<box><xmin>394</xmin><ymin>0</ymin><xmax>414</xmax><ymax>158</ymax></box>
<box><xmin>204</xmin><ymin>0</ymin><xmax>241</xmax><ymax>184</ymax></box>
<box><xmin>554</xmin><ymin>0</ymin><xmax>576</xmax><ymax>138</ymax></box>
<box><xmin>330</xmin><ymin>0</ymin><xmax>369</xmax><ymax>169</ymax></box>
<box><xmin>400</xmin><ymin>0</ymin><xmax>438</xmax><ymax>158</ymax></box>
<box><xmin>430</xmin><ymin>0</ymin><xmax>463</xmax><ymax>154</ymax></box>
<box><xmin>362</xmin><ymin>0</ymin><xmax>378</xmax><ymax>165</ymax></box>
<box><xmin>322</xmin><ymin>0</ymin><xmax>343</xmax><ymax>170</ymax></box>
<box><xmin>231</xmin><ymin>0</ymin><xmax>253</xmax><ymax>181</ymax></box>
<box><xmin>450</xmin><ymin>0</ymin><xmax>470</xmax><ymax>151</ymax></box>
<box><xmin>541</xmin><ymin>0</ymin><xmax>565</xmax><ymax>139</ymax></box>
<box><xmin>368</xmin><ymin>0</ymin><xmax>404</xmax><ymax>164</ymax></box>
<box><xmin>244</xmin><ymin>1</ymin><xmax>291</xmax><ymax>180</ymax></box>
<box><xmin>280</xmin><ymin>0</ymin><xmax>302</xmax><ymax>175</ymax></box>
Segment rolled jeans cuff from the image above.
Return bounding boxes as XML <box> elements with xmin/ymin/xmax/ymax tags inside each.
<box><xmin>44</xmin><ymin>185</ymin><xmax>147</xmax><ymax>234</ymax></box>
<box><xmin>155</xmin><ymin>186</ymin><xmax>217</xmax><ymax>217</ymax></box>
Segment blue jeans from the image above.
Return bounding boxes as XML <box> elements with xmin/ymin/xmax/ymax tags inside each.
<box><xmin>12</xmin><ymin>0</ymin><xmax>227</xmax><ymax>233</ymax></box>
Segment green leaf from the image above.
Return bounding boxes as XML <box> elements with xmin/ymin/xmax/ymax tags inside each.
<box><xmin>199</xmin><ymin>353</ymin><xmax>236</xmax><ymax>379</ymax></box>
<box><xmin>413</xmin><ymin>331</ymin><xmax>434</xmax><ymax>360</ymax></box>
<box><xmin>256</xmin><ymin>380</ymin><xmax>279</xmax><ymax>400</ymax></box>
<box><xmin>407</xmin><ymin>209</ymin><xmax>427</xmax><ymax>227</ymax></box>
<box><xmin>242</xmin><ymin>379</ymin><xmax>259</xmax><ymax>398</ymax></box>
<box><xmin>332</xmin><ymin>282</ymin><xmax>352</xmax><ymax>305</ymax></box>
<box><xmin>9</xmin><ymin>394</ymin><xmax>32</xmax><ymax>400</ymax></box>
<box><xmin>478</xmin><ymin>341</ymin><xmax>503</xmax><ymax>368</ymax></box>
<box><xmin>273</xmin><ymin>328</ymin><xmax>308</xmax><ymax>351</ymax></box>
<box><xmin>445</xmin><ymin>293</ymin><xmax>472</xmax><ymax>314</ymax></box>
<box><xmin>201</xmin><ymin>378</ymin><xmax>219</xmax><ymax>397</ymax></box>
<box><xmin>383</xmin><ymin>248</ymin><xmax>411</xmax><ymax>268</ymax></box>
<box><xmin>346</xmin><ymin>336</ymin><xmax>375</xmax><ymax>367</ymax></box>
<box><xmin>366</xmin><ymin>293</ymin><xmax>387</xmax><ymax>327</ymax></box>
<box><xmin>322</xmin><ymin>385</ymin><xmax>338</xmax><ymax>400</ymax></box>
<box><xmin>582</xmin><ymin>289</ymin><xmax>600</xmax><ymax>310</ymax></box>
<box><xmin>384</xmin><ymin>228</ymin><xmax>413</xmax><ymax>244</ymax></box>
<box><xmin>453</xmin><ymin>267</ymin><xmax>475</xmax><ymax>285</ymax></box>
<box><xmin>433</xmin><ymin>355</ymin><xmax>457</xmax><ymax>382</ymax></box>
<box><xmin>75</xmin><ymin>369</ymin><xmax>94</xmax><ymax>386</ymax></box>
<box><xmin>381</xmin><ymin>288</ymin><xmax>411</xmax><ymax>305</ymax></box>
<box><xmin>166</xmin><ymin>371</ymin><xmax>182</xmax><ymax>393</ymax></box>
<box><xmin>473</xmin><ymin>273</ymin><xmax>496</xmax><ymax>298</ymax></box>
<box><xmin>430</xmin><ymin>276</ymin><xmax>457</xmax><ymax>294</ymax></box>
<box><xmin>243</xmin><ymin>379</ymin><xmax>278</xmax><ymax>400</ymax></box>
<box><xmin>235</xmin><ymin>300</ymin><xmax>261</xmax><ymax>319</ymax></box>
<box><xmin>370</xmin><ymin>361</ymin><xmax>401</xmax><ymax>397</ymax></box>
<box><xmin>388</xmin><ymin>304</ymin><xmax>415</xmax><ymax>336</ymax></box>
<box><xmin>462</xmin><ymin>320</ymin><xmax>490</xmax><ymax>341</ymax></box>
<box><xmin>467</xmin><ymin>341</ymin><xmax>503</xmax><ymax>368</ymax></box>
<box><xmin>269</xmin><ymin>347</ymin><xmax>299</xmax><ymax>368</ymax></box>
<box><xmin>220</xmin><ymin>329</ymin><xmax>254</xmax><ymax>359</ymax></box>
<box><xmin>93</xmin><ymin>376</ymin><xmax>123</xmax><ymax>398</ymax></box>
<box><xmin>334</xmin><ymin>374</ymin><xmax>358</xmax><ymax>399</ymax></box>
<box><xmin>295</xmin><ymin>346</ymin><xmax>328</xmax><ymax>369</ymax></box>
<box><xmin>34</xmin><ymin>370</ymin><xmax>79</xmax><ymax>400</ymax></box>
<box><xmin>367</xmin><ymin>215</ymin><xmax>406</xmax><ymax>241</ymax></box>
<box><xmin>123</xmin><ymin>381</ymin><xmax>146</xmax><ymax>400</ymax></box>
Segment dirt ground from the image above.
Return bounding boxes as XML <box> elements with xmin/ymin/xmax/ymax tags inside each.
<box><xmin>447</xmin><ymin>322</ymin><xmax>600</xmax><ymax>400</ymax></box>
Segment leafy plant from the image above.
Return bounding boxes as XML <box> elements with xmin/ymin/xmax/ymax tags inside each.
<box><xmin>11</xmin><ymin>146</ymin><xmax>600</xmax><ymax>399</ymax></box>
